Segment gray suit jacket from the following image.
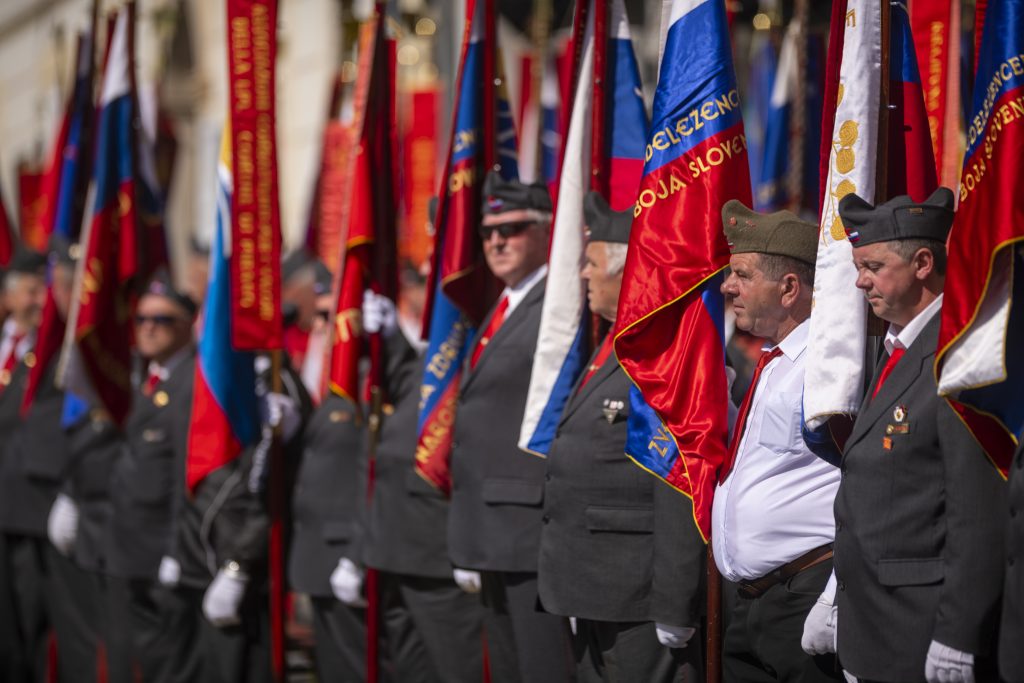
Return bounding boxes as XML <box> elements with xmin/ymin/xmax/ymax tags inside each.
<box><xmin>288</xmin><ymin>393</ymin><xmax>364</xmax><ymax>596</ymax></box>
<box><xmin>1001</xmin><ymin>441</ymin><xmax>1024</xmax><ymax>682</ymax></box>
<box><xmin>447</xmin><ymin>277</ymin><xmax>547</xmax><ymax>572</ymax></box>
<box><xmin>834</xmin><ymin>314</ymin><xmax>1006</xmax><ymax>681</ymax></box>
<box><xmin>105</xmin><ymin>350</ymin><xmax>195</xmax><ymax>581</ymax></box>
<box><xmin>537</xmin><ymin>349</ymin><xmax>705</xmax><ymax>625</ymax></box>
<box><xmin>65</xmin><ymin>410</ymin><xmax>122</xmax><ymax>572</ymax></box>
<box><xmin>359</xmin><ymin>334</ymin><xmax>457</xmax><ymax>579</ymax></box>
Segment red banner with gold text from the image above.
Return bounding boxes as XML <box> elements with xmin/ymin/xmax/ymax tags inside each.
<box><xmin>909</xmin><ymin>0</ymin><xmax>953</xmax><ymax>182</ymax></box>
<box><xmin>227</xmin><ymin>0</ymin><xmax>282</xmax><ymax>350</ymax></box>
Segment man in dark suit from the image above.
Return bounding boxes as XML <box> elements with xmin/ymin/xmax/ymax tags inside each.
<box><xmin>103</xmin><ymin>274</ymin><xmax>198</xmax><ymax>682</ymax></box>
<box><xmin>447</xmin><ymin>172</ymin><xmax>574</xmax><ymax>682</ymax></box>
<box><xmin>0</xmin><ymin>246</ymin><xmax>56</xmax><ymax>682</ymax></box>
<box><xmin>335</xmin><ymin>273</ymin><xmax>486</xmax><ymax>683</ymax></box>
<box><xmin>828</xmin><ymin>189</ymin><xmax>1006</xmax><ymax>683</ymax></box>
<box><xmin>537</xmin><ymin>193</ymin><xmax>705</xmax><ymax>682</ymax></box>
<box><xmin>1002</xmin><ymin>439</ymin><xmax>1024</xmax><ymax>683</ymax></box>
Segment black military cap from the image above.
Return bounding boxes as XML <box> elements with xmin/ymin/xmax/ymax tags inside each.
<box><xmin>839</xmin><ymin>187</ymin><xmax>955</xmax><ymax>247</ymax></box>
<box><xmin>722</xmin><ymin>200</ymin><xmax>819</xmax><ymax>265</ymax></box>
<box><xmin>482</xmin><ymin>171</ymin><xmax>552</xmax><ymax>215</ymax></box>
<box><xmin>583</xmin><ymin>192</ymin><xmax>632</xmax><ymax>244</ymax></box>
<box><xmin>144</xmin><ymin>270</ymin><xmax>198</xmax><ymax>318</ymax></box>
<box><xmin>311</xmin><ymin>260</ymin><xmax>332</xmax><ymax>296</ymax></box>
<box><xmin>8</xmin><ymin>245</ymin><xmax>47</xmax><ymax>275</ymax></box>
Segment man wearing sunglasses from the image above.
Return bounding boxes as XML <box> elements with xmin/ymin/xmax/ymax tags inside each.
<box><xmin>447</xmin><ymin>172</ymin><xmax>575</xmax><ymax>683</ymax></box>
<box><xmin>104</xmin><ymin>272</ymin><xmax>198</xmax><ymax>682</ymax></box>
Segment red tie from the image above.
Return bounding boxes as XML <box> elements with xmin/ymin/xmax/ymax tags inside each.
<box><xmin>470</xmin><ymin>295</ymin><xmax>509</xmax><ymax>369</ymax></box>
<box><xmin>871</xmin><ymin>347</ymin><xmax>906</xmax><ymax>400</ymax></box>
<box><xmin>143</xmin><ymin>371</ymin><xmax>161</xmax><ymax>397</ymax></box>
<box><xmin>0</xmin><ymin>333</ymin><xmax>24</xmax><ymax>393</ymax></box>
<box><xmin>578</xmin><ymin>335</ymin><xmax>614</xmax><ymax>392</ymax></box>
<box><xmin>720</xmin><ymin>347</ymin><xmax>783</xmax><ymax>482</ymax></box>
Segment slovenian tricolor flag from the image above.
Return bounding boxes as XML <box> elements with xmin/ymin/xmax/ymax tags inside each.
<box><xmin>519</xmin><ymin>0</ymin><xmax>646</xmax><ymax>456</ymax></box>
<box><xmin>613</xmin><ymin>0</ymin><xmax>750</xmax><ymax>541</ymax></box>
<box><xmin>415</xmin><ymin>0</ymin><xmax>517</xmax><ymax>493</ymax></box>
<box><xmin>185</xmin><ymin>130</ymin><xmax>260</xmax><ymax>493</ymax></box>
<box><xmin>936</xmin><ymin>0</ymin><xmax>1024</xmax><ymax>475</ymax></box>
<box><xmin>804</xmin><ymin>0</ymin><xmax>936</xmax><ymax>433</ymax></box>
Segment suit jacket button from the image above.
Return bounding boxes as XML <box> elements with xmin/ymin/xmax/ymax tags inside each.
<box><xmin>542</xmin><ymin>515</ymin><xmax>550</xmax><ymax>524</ymax></box>
<box><xmin>835</xmin><ymin>521</ymin><xmax>843</xmax><ymax>532</ymax></box>
<box><xmin>1011</xmin><ymin>507</ymin><xmax>1017</xmax><ymax>518</ymax></box>
<box><xmin>545</xmin><ymin>474</ymin><xmax>552</xmax><ymax>482</ymax></box>
<box><xmin>838</xmin><ymin>581</ymin><xmax>846</xmax><ymax>591</ymax></box>
<box><xmin>1010</xmin><ymin>557</ymin><xmax>1016</xmax><ymax>567</ymax></box>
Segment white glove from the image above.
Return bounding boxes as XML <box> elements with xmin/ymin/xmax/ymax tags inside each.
<box><xmin>47</xmin><ymin>493</ymin><xmax>79</xmax><ymax>556</ymax></box>
<box><xmin>925</xmin><ymin>640</ymin><xmax>975</xmax><ymax>683</ymax></box>
<box><xmin>655</xmin><ymin>623</ymin><xmax>696</xmax><ymax>649</ymax></box>
<box><xmin>158</xmin><ymin>555</ymin><xmax>181</xmax><ymax>588</ymax></box>
<box><xmin>453</xmin><ymin>568</ymin><xmax>482</xmax><ymax>594</ymax></box>
<box><xmin>362</xmin><ymin>290</ymin><xmax>397</xmax><ymax>337</ymax></box>
<box><xmin>263</xmin><ymin>391</ymin><xmax>301</xmax><ymax>441</ymax></box>
<box><xmin>801</xmin><ymin>593</ymin><xmax>838</xmax><ymax>655</ymax></box>
<box><xmin>202</xmin><ymin>569</ymin><xmax>247</xmax><ymax>627</ymax></box>
<box><xmin>330</xmin><ymin>558</ymin><xmax>366</xmax><ymax>607</ymax></box>
<box><xmin>569</xmin><ymin>617</ymin><xmax>578</xmax><ymax>635</ymax></box>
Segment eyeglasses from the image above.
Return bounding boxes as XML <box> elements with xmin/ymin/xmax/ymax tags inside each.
<box><xmin>478</xmin><ymin>221</ymin><xmax>534</xmax><ymax>241</ymax></box>
<box><xmin>134</xmin><ymin>314</ymin><xmax>182</xmax><ymax>327</ymax></box>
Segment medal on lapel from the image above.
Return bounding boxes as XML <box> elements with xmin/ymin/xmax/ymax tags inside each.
<box><xmin>602</xmin><ymin>399</ymin><xmax>624</xmax><ymax>424</ymax></box>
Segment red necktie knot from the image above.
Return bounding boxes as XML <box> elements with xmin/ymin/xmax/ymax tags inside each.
<box><xmin>470</xmin><ymin>295</ymin><xmax>509</xmax><ymax>369</ymax></box>
<box><xmin>144</xmin><ymin>372</ymin><xmax>162</xmax><ymax>397</ymax></box>
<box><xmin>871</xmin><ymin>347</ymin><xmax>906</xmax><ymax>400</ymax></box>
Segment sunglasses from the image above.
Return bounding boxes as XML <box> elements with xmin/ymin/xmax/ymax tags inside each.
<box><xmin>134</xmin><ymin>314</ymin><xmax>182</xmax><ymax>327</ymax></box>
<box><xmin>316</xmin><ymin>309</ymin><xmax>332</xmax><ymax>322</ymax></box>
<box><xmin>478</xmin><ymin>221</ymin><xmax>534</xmax><ymax>241</ymax></box>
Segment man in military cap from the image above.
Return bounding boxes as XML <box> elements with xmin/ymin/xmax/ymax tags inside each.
<box><xmin>823</xmin><ymin>188</ymin><xmax>1005</xmax><ymax>683</ymax></box>
<box><xmin>0</xmin><ymin>245</ymin><xmax>55</xmax><ymax>682</ymax></box>
<box><xmin>281</xmin><ymin>249</ymin><xmax>327</xmax><ymax>371</ymax></box>
<box><xmin>103</xmin><ymin>272</ymin><xmax>198</xmax><ymax>682</ymax></box>
<box><xmin>712</xmin><ymin>200</ymin><xmax>842</xmax><ymax>682</ymax></box>
<box><xmin>447</xmin><ymin>171</ymin><xmax>574</xmax><ymax>683</ymax></box>
<box><xmin>537</xmin><ymin>192</ymin><xmax>705</xmax><ymax>682</ymax></box>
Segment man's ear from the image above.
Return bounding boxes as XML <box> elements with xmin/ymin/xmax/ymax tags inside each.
<box><xmin>779</xmin><ymin>272</ymin><xmax>800</xmax><ymax>308</ymax></box>
<box><xmin>913</xmin><ymin>247</ymin><xmax>935</xmax><ymax>280</ymax></box>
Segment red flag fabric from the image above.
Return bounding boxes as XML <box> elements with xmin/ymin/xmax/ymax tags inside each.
<box><xmin>226</xmin><ymin>0</ymin><xmax>283</xmax><ymax>351</ymax></box>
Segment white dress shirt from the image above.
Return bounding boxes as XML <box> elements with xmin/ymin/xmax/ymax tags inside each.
<box><xmin>502</xmin><ymin>265</ymin><xmax>547</xmax><ymax>317</ymax></box>
<box><xmin>712</xmin><ymin>320</ymin><xmax>841</xmax><ymax>582</ymax></box>
<box><xmin>883</xmin><ymin>293</ymin><xmax>943</xmax><ymax>356</ymax></box>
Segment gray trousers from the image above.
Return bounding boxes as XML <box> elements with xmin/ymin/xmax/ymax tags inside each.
<box><xmin>573</xmin><ymin>619</ymin><xmax>701</xmax><ymax>683</ymax></box>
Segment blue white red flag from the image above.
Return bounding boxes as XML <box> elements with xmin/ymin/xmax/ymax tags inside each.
<box><xmin>936</xmin><ymin>0</ymin><xmax>1024</xmax><ymax>475</ymax></box>
<box><xmin>60</xmin><ymin>7</ymin><xmax>140</xmax><ymax>425</ymax></box>
<box><xmin>744</xmin><ymin>29</ymin><xmax>776</xmax><ymax>198</ymax></box>
<box><xmin>415</xmin><ymin>0</ymin><xmax>517</xmax><ymax>493</ymax></box>
<box><xmin>186</xmin><ymin>131</ymin><xmax>260</xmax><ymax>492</ymax></box>
<box><xmin>519</xmin><ymin>0</ymin><xmax>646</xmax><ymax>456</ymax></box>
<box><xmin>612</xmin><ymin>0</ymin><xmax>750</xmax><ymax>541</ymax></box>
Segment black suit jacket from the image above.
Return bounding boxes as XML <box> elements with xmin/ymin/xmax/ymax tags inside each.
<box><xmin>105</xmin><ymin>350</ymin><xmax>195</xmax><ymax>581</ymax></box>
<box><xmin>0</xmin><ymin>357</ymin><xmax>72</xmax><ymax>537</ymax></box>
<box><xmin>288</xmin><ymin>393</ymin><xmax>364</xmax><ymax>596</ymax></box>
<box><xmin>1001</xmin><ymin>441</ymin><xmax>1024</xmax><ymax>682</ymax></box>
<box><xmin>834</xmin><ymin>314</ymin><xmax>1006</xmax><ymax>681</ymax></box>
<box><xmin>537</xmin><ymin>349</ymin><xmax>705</xmax><ymax>625</ymax></box>
<box><xmin>65</xmin><ymin>410</ymin><xmax>122</xmax><ymax>572</ymax></box>
<box><xmin>360</xmin><ymin>334</ymin><xmax>456</xmax><ymax>579</ymax></box>
<box><xmin>447</xmin><ymin>277</ymin><xmax>547</xmax><ymax>572</ymax></box>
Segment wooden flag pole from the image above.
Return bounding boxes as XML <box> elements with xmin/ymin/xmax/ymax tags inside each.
<box><xmin>268</xmin><ymin>349</ymin><xmax>287</xmax><ymax>682</ymax></box>
<box><xmin>707</xmin><ymin>546</ymin><xmax>722</xmax><ymax>683</ymax></box>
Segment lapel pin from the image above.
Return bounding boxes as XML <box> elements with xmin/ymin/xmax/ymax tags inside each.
<box><xmin>893</xmin><ymin>405</ymin><xmax>907</xmax><ymax>423</ymax></box>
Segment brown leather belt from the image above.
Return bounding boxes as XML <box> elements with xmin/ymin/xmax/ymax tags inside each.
<box><xmin>736</xmin><ymin>543</ymin><xmax>834</xmax><ymax>600</ymax></box>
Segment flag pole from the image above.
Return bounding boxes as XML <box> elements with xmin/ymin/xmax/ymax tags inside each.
<box><xmin>268</xmin><ymin>349</ymin><xmax>287</xmax><ymax>682</ymax></box>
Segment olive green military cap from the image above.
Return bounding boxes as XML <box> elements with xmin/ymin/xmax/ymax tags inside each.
<box><xmin>721</xmin><ymin>200</ymin><xmax>818</xmax><ymax>265</ymax></box>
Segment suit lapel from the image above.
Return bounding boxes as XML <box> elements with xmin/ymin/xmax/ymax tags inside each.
<box><xmin>461</xmin><ymin>276</ymin><xmax>546</xmax><ymax>391</ymax></box>
<box><xmin>559</xmin><ymin>350</ymin><xmax>619</xmax><ymax>426</ymax></box>
<box><xmin>846</xmin><ymin>316</ymin><xmax>940</xmax><ymax>450</ymax></box>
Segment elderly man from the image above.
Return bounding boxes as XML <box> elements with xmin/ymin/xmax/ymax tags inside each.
<box><xmin>828</xmin><ymin>188</ymin><xmax>1005</xmax><ymax>683</ymax></box>
<box><xmin>537</xmin><ymin>193</ymin><xmax>705</xmax><ymax>682</ymax></box>
<box><xmin>447</xmin><ymin>172</ymin><xmax>573</xmax><ymax>682</ymax></box>
<box><xmin>103</xmin><ymin>273</ymin><xmax>198</xmax><ymax>682</ymax></box>
<box><xmin>712</xmin><ymin>201</ymin><xmax>842</xmax><ymax>682</ymax></box>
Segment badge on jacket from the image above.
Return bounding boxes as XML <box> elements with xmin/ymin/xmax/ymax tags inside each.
<box><xmin>602</xmin><ymin>399</ymin><xmax>624</xmax><ymax>424</ymax></box>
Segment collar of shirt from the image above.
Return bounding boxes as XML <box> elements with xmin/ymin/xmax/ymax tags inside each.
<box><xmin>883</xmin><ymin>293</ymin><xmax>943</xmax><ymax>355</ymax></box>
<box><xmin>503</xmin><ymin>264</ymin><xmax>547</xmax><ymax>317</ymax></box>
<box><xmin>148</xmin><ymin>345</ymin><xmax>192</xmax><ymax>382</ymax></box>
<box><xmin>0</xmin><ymin>319</ymin><xmax>34</xmax><ymax>361</ymax></box>
<box><xmin>763</xmin><ymin>318</ymin><xmax>810</xmax><ymax>362</ymax></box>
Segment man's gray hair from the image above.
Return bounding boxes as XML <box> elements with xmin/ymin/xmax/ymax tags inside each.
<box><xmin>605</xmin><ymin>243</ymin><xmax>628</xmax><ymax>276</ymax></box>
